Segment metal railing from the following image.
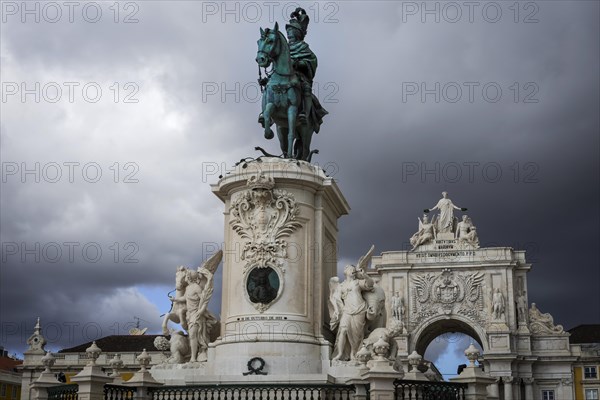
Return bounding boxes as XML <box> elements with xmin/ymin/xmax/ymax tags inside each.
<box><xmin>148</xmin><ymin>383</ymin><xmax>356</xmax><ymax>400</ymax></box>
<box><xmin>47</xmin><ymin>384</ymin><xmax>79</xmax><ymax>400</ymax></box>
<box><xmin>104</xmin><ymin>384</ymin><xmax>137</xmax><ymax>399</ymax></box>
<box><xmin>393</xmin><ymin>379</ymin><xmax>466</xmax><ymax>400</ymax></box>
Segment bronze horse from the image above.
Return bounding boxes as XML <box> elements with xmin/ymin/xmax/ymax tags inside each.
<box><xmin>256</xmin><ymin>23</ymin><xmax>320</xmax><ymax>161</ymax></box>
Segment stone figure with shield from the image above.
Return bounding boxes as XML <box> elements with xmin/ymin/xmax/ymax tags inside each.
<box><xmin>256</xmin><ymin>7</ymin><xmax>328</xmax><ymax>161</ymax></box>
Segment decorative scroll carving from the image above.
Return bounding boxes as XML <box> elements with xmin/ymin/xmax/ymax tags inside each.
<box><xmin>230</xmin><ymin>173</ymin><xmax>302</xmax><ymax>275</ymax></box>
<box><xmin>410</xmin><ymin>269</ymin><xmax>485</xmax><ymax>325</ymax></box>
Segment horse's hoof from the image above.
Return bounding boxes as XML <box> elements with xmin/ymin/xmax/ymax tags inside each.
<box><xmin>265</xmin><ymin>129</ymin><xmax>274</xmax><ymax>140</ymax></box>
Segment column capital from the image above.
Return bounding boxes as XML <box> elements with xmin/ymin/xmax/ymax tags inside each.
<box><xmin>523</xmin><ymin>377</ymin><xmax>535</xmax><ymax>385</ymax></box>
<box><xmin>502</xmin><ymin>376</ymin><xmax>514</xmax><ymax>384</ymax></box>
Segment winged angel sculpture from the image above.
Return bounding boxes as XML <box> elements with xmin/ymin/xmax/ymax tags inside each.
<box><xmin>328</xmin><ymin>245</ymin><xmax>386</xmax><ymax>362</ymax></box>
<box><xmin>161</xmin><ymin>251</ymin><xmax>223</xmax><ymax>363</ymax></box>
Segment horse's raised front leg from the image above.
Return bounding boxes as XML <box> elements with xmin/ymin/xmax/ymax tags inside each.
<box><xmin>287</xmin><ymin>105</ymin><xmax>298</xmax><ymax>158</ymax></box>
<box><xmin>263</xmin><ymin>102</ymin><xmax>275</xmax><ymax>139</ymax></box>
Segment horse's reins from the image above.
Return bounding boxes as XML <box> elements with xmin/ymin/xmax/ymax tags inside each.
<box><xmin>159</xmin><ymin>288</ymin><xmax>177</xmax><ymax>317</ymax></box>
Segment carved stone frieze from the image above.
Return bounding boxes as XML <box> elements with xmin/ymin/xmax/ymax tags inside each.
<box><xmin>410</xmin><ymin>269</ymin><xmax>485</xmax><ymax>326</ymax></box>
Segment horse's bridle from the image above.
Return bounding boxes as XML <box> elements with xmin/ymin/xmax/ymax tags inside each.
<box><xmin>257</xmin><ymin>34</ymin><xmax>295</xmax><ymax>92</ymax></box>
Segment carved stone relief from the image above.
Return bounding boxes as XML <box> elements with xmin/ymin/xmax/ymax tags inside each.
<box><xmin>410</xmin><ymin>269</ymin><xmax>486</xmax><ymax>327</ymax></box>
<box><xmin>230</xmin><ymin>173</ymin><xmax>302</xmax><ymax>311</ymax></box>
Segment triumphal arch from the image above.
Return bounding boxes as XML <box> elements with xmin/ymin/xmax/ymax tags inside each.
<box><xmin>370</xmin><ymin>192</ymin><xmax>575</xmax><ymax>399</ymax></box>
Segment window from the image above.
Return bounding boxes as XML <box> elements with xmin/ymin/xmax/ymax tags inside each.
<box><xmin>585</xmin><ymin>366</ymin><xmax>598</xmax><ymax>379</ymax></box>
<box><xmin>0</xmin><ymin>384</ymin><xmax>6</xmax><ymax>396</ymax></box>
<box><xmin>10</xmin><ymin>386</ymin><xmax>16</xmax><ymax>399</ymax></box>
<box><xmin>542</xmin><ymin>390</ymin><xmax>555</xmax><ymax>400</ymax></box>
<box><xmin>586</xmin><ymin>389</ymin><xmax>599</xmax><ymax>400</ymax></box>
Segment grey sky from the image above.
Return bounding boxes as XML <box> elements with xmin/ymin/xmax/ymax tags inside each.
<box><xmin>1</xmin><ymin>1</ymin><xmax>598</xmax><ymax>369</ymax></box>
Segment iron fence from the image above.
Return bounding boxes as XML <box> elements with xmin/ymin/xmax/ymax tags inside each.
<box><xmin>393</xmin><ymin>379</ymin><xmax>466</xmax><ymax>400</ymax></box>
<box><xmin>47</xmin><ymin>384</ymin><xmax>79</xmax><ymax>400</ymax></box>
<box><xmin>104</xmin><ymin>384</ymin><xmax>137</xmax><ymax>399</ymax></box>
<box><xmin>147</xmin><ymin>383</ymin><xmax>356</xmax><ymax>400</ymax></box>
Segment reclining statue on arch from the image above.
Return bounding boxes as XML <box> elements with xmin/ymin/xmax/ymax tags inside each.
<box><xmin>256</xmin><ymin>8</ymin><xmax>328</xmax><ymax>161</ymax></box>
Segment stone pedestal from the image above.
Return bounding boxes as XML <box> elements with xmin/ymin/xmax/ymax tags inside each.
<box><xmin>361</xmin><ymin>369</ymin><xmax>398</xmax><ymax>400</ymax></box>
<box><xmin>209</xmin><ymin>158</ymin><xmax>349</xmax><ymax>377</ymax></box>
<box><xmin>70</xmin><ymin>365</ymin><xmax>113</xmax><ymax>400</ymax></box>
<box><xmin>29</xmin><ymin>371</ymin><xmax>60</xmax><ymax>400</ymax></box>
<box><xmin>450</xmin><ymin>366</ymin><xmax>497</xmax><ymax>400</ymax></box>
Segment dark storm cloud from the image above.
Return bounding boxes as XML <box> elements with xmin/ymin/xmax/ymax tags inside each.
<box><xmin>1</xmin><ymin>0</ymin><xmax>598</xmax><ymax>355</ymax></box>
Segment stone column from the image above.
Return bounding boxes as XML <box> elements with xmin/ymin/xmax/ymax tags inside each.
<box><xmin>70</xmin><ymin>341</ymin><xmax>113</xmax><ymax>400</ymax></box>
<box><xmin>502</xmin><ymin>377</ymin><xmax>514</xmax><ymax>400</ymax></box>
<box><xmin>523</xmin><ymin>378</ymin><xmax>534</xmax><ymax>400</ymax></box>
<box><xmin>122</xmin><ymin>349</ymin><xmax>163</xmax><ymax>400</ymax></box>
<box><xmin>360</xmin><ymin>339</ymin><xmax>398</xmax><ymax>400</ymax></box>
<box><xmin>487</xmin><ymin>379</ymin><xmax>500</xmax><ymax>400</ymax></box>
<box><xmin>450</xmin><ymin>344</ymin><xmax>497</xmax><ymax>400</ymax></box>
<box><xmin>345</xmin><ymin>381</ymin><xmax>369</xmax><ymax>400</ymax></box>
<box><xmin>29</xmin><ymin>352</ymin><xmax>60</xmax><ymax>400</ymax></box>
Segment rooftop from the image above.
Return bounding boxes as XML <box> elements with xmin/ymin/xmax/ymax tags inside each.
<box><xmin>58</xmin><ymin>335</ymin><xmax>162</xmax><ymax>354</ymax></box>
<box><xmin>568</xmin><ymin>325</ymin><xmax>600</xmax><ymax>344</ymax></box>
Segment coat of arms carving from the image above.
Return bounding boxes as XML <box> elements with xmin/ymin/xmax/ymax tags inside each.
<box><xmin>411</xmin><ymin>269</ymin><xmax>485</xmax><ymax>325</ymax></box>
<box><xmin>230</xmin><ymin>173</ymin><xmax>302</xmax><ymax>275</ymax></box>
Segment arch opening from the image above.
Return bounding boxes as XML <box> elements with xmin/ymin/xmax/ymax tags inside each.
<box><xmin>415</xmin><ymin>318</ymin><xmax>485</xmax><ymax>356</ymax></box>
<box><xmin>415</xmin><ymin>318</ymin><xmax>485</xmax><ymax>381</ymax></box>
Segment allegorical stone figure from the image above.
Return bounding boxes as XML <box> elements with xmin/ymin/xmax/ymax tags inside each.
<box><xmin>517</xmin><ymin>291</ymin><xmax>528</xmax><ymax>322</ymax></box>
<box><xmin>174</xmin><ymin>268</ymin><xmax>217</xmax><ymax>362</ymax></box>
<box><xmin>529</xmin><ymin>303</ymin><xmax>564</xmax><ymax>333</ymax></box>
<box><xmin>329</xmin><ymin>246</ymin><xmax>376</xmax><ymax>362</ymax></box>
<box><xmin>425</xmin><ymin>191</ymin><xmax>467</xmax><ymax>233</ymax></box>
<box><xmin>410</xmin><ymin>214</ymin><xmax>436</xmax><ymax>250</ymax></box>
<box><xmin>455</xmin><ymin>215</ymin><xmax>472</xmax><ymax>239</ymax></box>
<box><xmin>456</xmin><ymin>215</ymin><xmax>480</xmax><ymax>248</ymax></box>
<box><xmin>492</xmin><ymin>288</ymin><xmax>505</xmax><ymax>320</ymax></box>
<box><xmin>330</xmin><ymin>265</ymin><xmax>374</xmax><ymax>361</ymax></box>
<box><xmin>166</xmin><ymin>251</ymin><xmax>222</xmax><ymax>363</ymax></box>
<box><xmin>391</xmin><ymin>292</ymin><xmax>404</xmax><ymax>320</ymax></box>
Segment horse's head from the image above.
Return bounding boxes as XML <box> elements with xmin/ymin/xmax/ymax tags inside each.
<box><xmin>256</xmin><ymin>22</ymin><xmax>281</xmax><ymax>68</ymax></box>
<box><xmin>175</xmin><ymin>266</ymin><xmax>188</xmax><ymax>290</ymax></box>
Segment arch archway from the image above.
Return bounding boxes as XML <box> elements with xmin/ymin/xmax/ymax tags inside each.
<box><xmin>412</xmin><ymin>315</ymin><xmax>488</xmax><ymax>356</ymax></box>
